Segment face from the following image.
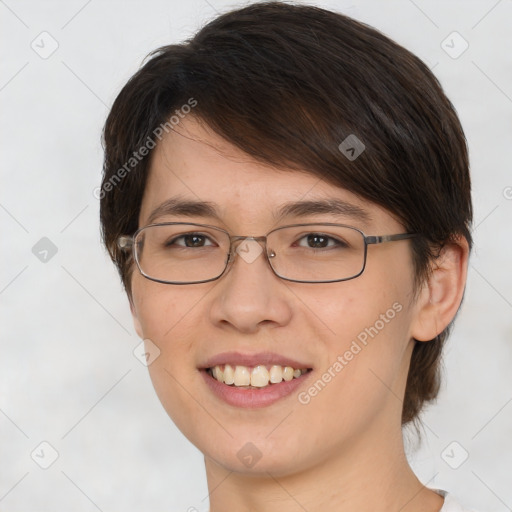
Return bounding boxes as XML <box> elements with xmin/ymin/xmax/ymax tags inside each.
<box><xmin>130</xmin><ymin>116</ymin><xmax>421</xmax><ymax>476</ymax></box>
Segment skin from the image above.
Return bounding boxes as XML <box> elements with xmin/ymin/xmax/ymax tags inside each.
<box><xmin>129</xmin><ymin>116</ymin><xmax>469</xmax><ymax>512</ymax></box>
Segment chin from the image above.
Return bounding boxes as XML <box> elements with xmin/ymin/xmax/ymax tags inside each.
<box><xmin>203</xmin><ymin>439</ymin><xmax>310</xmax><ymax>477</ymax></box>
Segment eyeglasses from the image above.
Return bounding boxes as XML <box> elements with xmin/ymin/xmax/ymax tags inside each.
<box><xmin>117</xmin><ymin>222</ymin><xmax>418</xmax><ymax>285</ymax></box>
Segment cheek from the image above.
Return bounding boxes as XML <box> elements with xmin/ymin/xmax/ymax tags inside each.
<box><xmin>304</xmin><ymin>275</ymin><xmax>407</xmax><ymax>349</ymax></box>
<box><xmin>302</xmin><ymin>273</ymin><xmax>413</xmax><ymax>412</ymax></box>
<box><xmin>130</xmin><ymin>277</ymin><xmax>212</xmax><ymax>433</ymax></box>
<box><xmin>292</xmin><ymin>300</ymin><xmax>412</xmax><ymax>451</ymax></box>
<box><xmin>131</xmin><ymin>274</ymin><xmax>203</xmax><ymax>339</ymax></box>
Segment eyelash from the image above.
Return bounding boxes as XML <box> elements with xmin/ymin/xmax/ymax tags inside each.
<box><xmin>167</xmin><ymin>232</ymin><xmax>347</xmax><ymax>249</ymax></box>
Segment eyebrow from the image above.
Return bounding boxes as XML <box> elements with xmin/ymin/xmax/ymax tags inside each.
<box><xmin>145</xmin><ymin>197</ymin><xmax>372</xmax><ymax>226</ymax></box>
<box><xmin>275</xmin><ymin>198</ymin><xmax>371</xmax><ymax>224</ymax></box>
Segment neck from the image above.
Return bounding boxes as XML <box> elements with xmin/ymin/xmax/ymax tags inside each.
<box><xmin>204</xmin><ymin>415</ymin><xmax>444</xmax><ymax>512</ymax></box>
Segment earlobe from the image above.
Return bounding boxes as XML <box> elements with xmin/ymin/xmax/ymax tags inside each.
<box><xmin>411</xmin><ymin>237</ymin><xmax>469</xmax><ymax>342</ymax></box>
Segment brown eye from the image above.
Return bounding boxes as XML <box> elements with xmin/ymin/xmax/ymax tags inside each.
<box><xmin>296</xmin><ymin>233</ymin><xmax>347</xmax><ymax>249</ymax></box>
<box><xmin>167</xmin><ymin>233</ymin><xmax>215</xmax><ymax>248</ymax></box>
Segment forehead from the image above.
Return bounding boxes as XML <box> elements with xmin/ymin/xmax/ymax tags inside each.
<box><xmin>147</xmin><ymin>116</ymin><xmax>320</xmax><ymax>196</ymax></box>
<box><xmin>139</xmin><ymin>117</ymin><xmax>401</xmax><ymax>232</ymax></box>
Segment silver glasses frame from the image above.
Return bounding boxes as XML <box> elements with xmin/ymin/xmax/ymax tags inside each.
<box><xmin>117</xmin><ymin>222</ymin><xmax>418</xmax><ymax>285</ymax></box>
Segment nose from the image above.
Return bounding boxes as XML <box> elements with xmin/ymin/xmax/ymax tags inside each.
<box><xmin>208</xmin><ymin>237</ymin><xmax>293</xmax><ymax>334</ymax></box>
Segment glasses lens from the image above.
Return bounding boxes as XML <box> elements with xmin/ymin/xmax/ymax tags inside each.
<box><xmin>268</xmin><ymin>225</ymin><xmax>365</xmax><ymax>282</ymax></box>
<box><xmin>133</xmin><ymin>223</ymin><xmax>366</xmax><ymax>284</ymax></box>
<box><xmin>135</xmin><ymin>224</ymin><xmax>230</xmax><ymax>283</ymax></box>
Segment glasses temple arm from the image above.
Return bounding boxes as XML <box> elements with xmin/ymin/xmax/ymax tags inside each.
<box><xmin>365</xmin><ymin>233</ymin><xmax>418</xmax><ymax>245</ymax></box>
<box><xmin>117</xmin><ymin>236</ymin><xmax>133</xmax><ymax>251</ymax></box>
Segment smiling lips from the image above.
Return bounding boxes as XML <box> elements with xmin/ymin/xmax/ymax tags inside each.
<box><xmin>200</xmin><ymin>352</ymin><xmax>313</xmax><ymax>407</ymax></box>
<box><xmin>201</xmin><ymin>351</ymin><xmax>312</xmax><ymax>390</ymax></box>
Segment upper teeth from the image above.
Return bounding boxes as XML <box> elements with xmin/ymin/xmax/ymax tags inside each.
<box><xmin>209</xmin><ymin>364</ymin><xmax>308</xmax><ymax>388</ymax></box>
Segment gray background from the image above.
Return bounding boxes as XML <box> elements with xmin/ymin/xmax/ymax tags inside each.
<box><xmin>1</xmin><ymin>0</ymin><xmax>511</xmax><ymax>510</ymax></box>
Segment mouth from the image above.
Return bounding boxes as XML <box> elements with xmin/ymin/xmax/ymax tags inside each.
<box><xmin>205</xmin><ymin>364</ymin><xmax>312</xmax><ymax>389</ymax></box>
<box><xmin>199</xmin><ymin>352</ymin><xmax>314</xmax><ymax>408</ymax></box>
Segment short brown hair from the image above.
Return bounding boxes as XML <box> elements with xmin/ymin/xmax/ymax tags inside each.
<box><xmin>100</xmin><ymin>1</ymin><xmax>472</xmax><ymax>426</ymax></box>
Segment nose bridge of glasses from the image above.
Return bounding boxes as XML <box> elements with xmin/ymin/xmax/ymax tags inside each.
<box><xmin>225</xmin><ymin>235</ymin><xmax>276</xmax><ymax>268</ymax></box>
<box><xmin>230</xmin><ymin>234</ymin><xmax>264</xmax><ymax>243</ymax></box>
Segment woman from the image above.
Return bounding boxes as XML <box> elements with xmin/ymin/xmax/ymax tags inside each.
<box><xmin>100</xmin><ymin>3</ymin><xmax>477</xmax><ymax>510</ymax></box>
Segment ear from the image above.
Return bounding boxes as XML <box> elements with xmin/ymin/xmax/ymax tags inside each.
<box><xmin>129</xmin><ymin>296</ymin><xmax>144</xmax><ymax>339</ymax></box>
<box><xmin>411</xmin><ymin>237</ymin><xmax>469</xmax><ymax>342</ymax></box>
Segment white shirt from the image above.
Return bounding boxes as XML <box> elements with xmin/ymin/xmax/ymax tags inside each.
<box><xmin>435</xmin><ymin>489</ymin><xmax>481</xmax><ymax>512</ymax></box>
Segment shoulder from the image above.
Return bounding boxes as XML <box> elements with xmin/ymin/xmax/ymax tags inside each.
<box><xmin>434</xmin><ymin>489</ymin><xmax>482</xmax><ymax>512</ymax></box>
